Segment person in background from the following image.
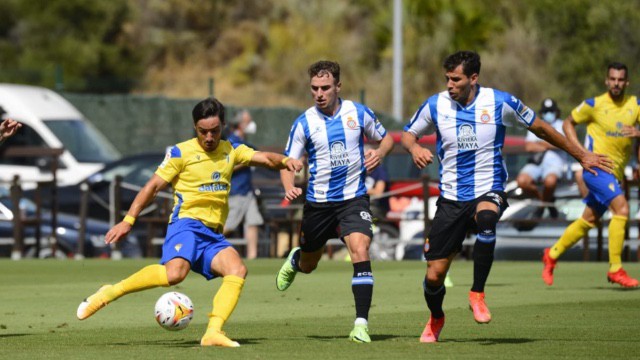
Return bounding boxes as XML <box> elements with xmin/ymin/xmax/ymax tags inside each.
<box><xmin>224</xmin><ymin>109</ymin><xmax>264</xmax><ymax>259</ymax></box>
<box><xmin>364</xmin><ymin>144</ymin><xmax>390</xmax><ymax>220</ymax></box>
<box><xmin>0</xmin><ymin>118</ymin><xmax>22</xmax><ymax>144</ymax></box>
<box><xmin>543</xmin><ymin>62</ymin><xmax>640</xmax><ymax>288</ymax></box>
<box><xmin>516</xmin><ymin>98</ymin><xmax>568</xmax><ymax>218</ymax></box>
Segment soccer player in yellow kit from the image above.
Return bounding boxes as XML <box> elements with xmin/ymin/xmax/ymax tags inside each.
<box><xmin>543</xmin><ymin>62</ymin><xmax>640</xmax><ymax>288</ymax></box>
<box><xmin>76</xmin><ymin>97</ymin><xmax>303</xmax><ymax>347</ymax></box>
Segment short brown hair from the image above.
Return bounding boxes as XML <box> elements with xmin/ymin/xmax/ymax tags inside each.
<box><xmin>308</xmin><ymin>60</ymin><xmax>340</xmax><ymax>83</ymax></box>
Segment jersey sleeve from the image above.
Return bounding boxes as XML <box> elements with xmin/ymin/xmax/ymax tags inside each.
<box><xmin>362</xmin><ymin>106</ymin><xmax>387</xmax><ymax>141</ymax></box>
<box><xmin>571</xmin><ymin>98</ymin><xmax>595</xmax><ymax>124</ymax></box>
<box><xmin>284</xmin><ymin>119</ymin><xmax>307</xmax><ymax>159</ymax></box>
<box><xmin>232</xmin><ymin>143</ymin><xmax>256</xmax><ymax>166</ymax></box>
<box><xmin>155</xmin><ymin>145</ymin><xmax>183</xmax><ymax>183</ymax></box>
<box><xmin>501</xmin><ymin>92</ymin><xmax>536</xmax><ymax>128</ymax></box>
<box><xmin>403</xmin><ymin>100</ymin><xmax>435</xmax><ymax>137</ymax></box>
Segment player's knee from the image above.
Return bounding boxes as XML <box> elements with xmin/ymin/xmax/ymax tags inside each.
<box><xmin>425</xmin><ymin>272</ymin><xmax>446</xmax><ymax>286</ymax></box>
<box><xmin>166</xmin><ymin>266</ymin><xmax>189</xmax><ymax>285</ymax></box>
<box><xmin>226</xmin><ymin>263</ymin><xmax>248</xmax><ymax>279</ymax></box>
<box><xmin>349</xmin><ymin>246</ymin><xmax>370</xmax><ymax>263</ymax></box>
<box><xmin>476</xmin><ymin>210</ymin><xmax>498</xmax><ymax>242</ymax></box>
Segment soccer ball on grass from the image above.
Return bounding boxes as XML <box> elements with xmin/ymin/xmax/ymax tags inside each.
<box><xmin>154</xmin><ymin>291</ymin><xmax>194</xmax><ymax>331</ymax></box>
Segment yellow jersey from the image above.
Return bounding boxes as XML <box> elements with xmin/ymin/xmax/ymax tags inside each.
<box><xmin>571</xmin><ymin>92</ymin><xmax>640</xmax><ymax>181</ymax></box>
<box><xmin>155</xmin><ymin>138</ymin><xmax>256</xmax><ymax>230</ymax></box>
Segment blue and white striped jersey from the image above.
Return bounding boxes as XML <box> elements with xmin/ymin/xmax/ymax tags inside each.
<box><xmin>404</xmin><ymin>86</ymin><xmax>535</xmax><ymax>201</ymax></box>
<box><xmin>285</xmin><ymin>99</ymin><xmax>387</xmax><ymax>203</ymax></box>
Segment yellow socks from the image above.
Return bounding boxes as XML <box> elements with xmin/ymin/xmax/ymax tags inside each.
<box><xmin>608</xmin><ymin>215</ymin><xmax>627</xmax><ymax>272</ymax></box>
<box><xmin>105</xmin><ymin>264</ymin><xmax>170</xmax><ymax>302</ymax></box>
<box><xmin>207</xmin><ymin>275</ymin><xmax>245</xmax><ymax>331</ymax></box>
<box><xmin>549</xmin><ymin>217</ymin><xmax>595</xmax><ymax>260</ymax></box>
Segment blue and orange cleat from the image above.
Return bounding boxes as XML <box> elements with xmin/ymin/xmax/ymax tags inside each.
<box><xmin>607</xmin><ymin>268</ymin><xmax>639</xmax><ymax>288</ymax></box>
<box><xmin>542</xmin><ymin>247</ymin><xmax>557</xmax><ymax>286</ymax></box>
<box><xmin>420</xmin><ymin>315</ymin><xmax>445</xmax><ymax>343</ymax></box>
<box><xmin>468</xmin><ymin>291</ymin><xmax>491</xmax><ymax>324</ymax></box>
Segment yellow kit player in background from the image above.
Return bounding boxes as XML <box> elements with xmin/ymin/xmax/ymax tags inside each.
<box><xmin>76</xmin><ymin>97</ymin><xmax>303</xmax><ymax>346</ymax></box>
<box><xmin>543</xmin><ymin>62</ymin><xmax>640</xmax><ymax>288</ymax></box>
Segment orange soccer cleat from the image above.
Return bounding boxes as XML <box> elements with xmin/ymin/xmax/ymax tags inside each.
<box><xmin>542</xmin><ymin>248</ymin><xmax>557</xmax><ymax>286</ymax></box>
<box><xmin>607</xmin><ymin>268</ymin><xmax>639</xmax><ymax>288</ymax></box>
<box><xmin>420</xmin><ymin>315</ymin><xmax>445</xmax><ymax>343</ymax></box>
<box><xmin>468</xmin><ymin>291</ymin><xmax>491</xmax><ymax>324</ymax></box>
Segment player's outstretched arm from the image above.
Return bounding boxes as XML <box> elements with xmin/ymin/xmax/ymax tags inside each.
<box><xmin>105</xmin><ymin>174</ymin><xmax>169</xmax><ymax>244</ymax></box>
<box><xmin>250</xmin><ymin>151</ymin><xmax>303</xmax><ymax>172</ymax></box>
<box><xmin>528</xmin><ymin>116</ymin><xmax>613</xmax><ymax>175</ymax></box>
<box><xmin>401</xmin><ymin>131</ymin><xmax>433</xmax><ymax>169</ymax></box>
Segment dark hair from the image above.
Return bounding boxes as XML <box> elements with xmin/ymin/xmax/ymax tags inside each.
<box><xmin>192</xmin><ymin>97</ymin><xmax>225</xmax><ymax>125</ymax></box>
<box><xmin>443</xmin><ymin>51</ymin><xmax>481</xmax><ymax>77</ymax></box>
<box><xmin>608</xmin><ymin>62</ymin><xmax>628</xmax><ymax>79</ymax></box>
<box><xmin>308</xmin><ymin>60</ymin><xmax>340</xmax><ymax>83</ymax></box>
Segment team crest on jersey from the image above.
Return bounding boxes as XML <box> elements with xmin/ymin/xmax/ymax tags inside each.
<box><xmin>607</xmin><ymin>122</ymin><xmax>624</xmax><ymax>137</ymax></box>
<box><xmin>609</xmin><ymin>183</ymin><xmax>615</xmax><ymax>192</ymax></box>
<box><xmin>212</xmin><ymin>172</ymin><xmax>221</xmax><ymax>181</ymax></box>
<box><xmin>347</xmin><ymin>117</ymin><xmax>358</xmax><ymax>129</ymax></box>
<box><xmin>424</xmin><ymin>237</ymin><xmax>430</xmax><ymax>253</ymax></box>
<box><xmin>480</xmin><ymin>110</ymin><xmax>491</xmax><ymax>123</ymax></box>
<box><xmin>360</xmin><ymin>211</ymin><xmax>372</xmax><ymax>222</ymax></box>
<box><xmin>457</xmin><ymin>124</ymin><xmax>478</xmax><ymax>150</ymax></box>
<box><xmin>330</xmin><ymin>141</ymin><xmax>350</xmax><ymax>167</ymax></box>
<box><xmin>174</xmin><ymin>244</ymin><xmax>182</xmax><ymax>252</ymax></box>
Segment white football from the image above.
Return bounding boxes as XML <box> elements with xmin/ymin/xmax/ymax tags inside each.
<box><xmin>154</xmin><ymin>292</ymin><xmax>194</xmax><ymax>331</ymax></box>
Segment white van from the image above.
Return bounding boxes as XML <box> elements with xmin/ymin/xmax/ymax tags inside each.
<box><xmin>0</xmin><ymin>84</ymin><xmax>120</xmax><ymax>187</ymax></box>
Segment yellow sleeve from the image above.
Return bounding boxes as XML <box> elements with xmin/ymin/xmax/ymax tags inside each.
<box><xmin>155</xmin><ymin>145</ymin><xmax>184</xmax><ymax>183</ymax></box>
<box><xmin>232</xmin><ymin>144</ymin><xmax>257</xmax><ymax>166</ymax></box>
<box><xmin>571</xmin><ymin>99</ymin><xmax>595</xmax><ymax>124</ymax></box>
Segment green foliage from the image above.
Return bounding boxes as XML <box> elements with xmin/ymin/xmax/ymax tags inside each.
<box><xmin>0</xmin><ymin>0</ymin><xmax>141</xmax><ymax>92</ymax></box>
<box><xmin>1</xmin><ymin>0</ymin><xmax>639</xmax><ymax>115</ymax></box>
<box><xmin>530</xmin><ymin>0</ymin><xmax>640</xmax><ymax>103</ymax></box>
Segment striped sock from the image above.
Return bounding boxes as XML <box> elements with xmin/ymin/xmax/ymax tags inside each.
<box><xmin>352</xmin><ymin>261</ymin><xmax>373</xmax><ymax>320</ymax></box>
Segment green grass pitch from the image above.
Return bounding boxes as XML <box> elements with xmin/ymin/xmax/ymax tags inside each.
<box><xmin>0</xmin><ymin>258</ymin><xmax>638</xmax><ymax>359</ymax></box>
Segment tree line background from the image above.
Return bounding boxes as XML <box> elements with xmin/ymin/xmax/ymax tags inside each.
<box><xmin>1</xmin><ymin>0</ymin><xmax>639</xmax><ymax>120</ymax></box>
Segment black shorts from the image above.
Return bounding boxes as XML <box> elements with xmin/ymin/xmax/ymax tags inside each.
<box><xmin>424</xmin><ymin>191</ymin><xmax>508</xmax><ymax>261</ymax></box>
<box><xmin>300</xmin><ymin>195</ymin><xmax>374</xmax><ymax>252</ymax></box>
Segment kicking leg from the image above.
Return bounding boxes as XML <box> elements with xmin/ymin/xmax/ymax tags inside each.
<box><xmin>201</xmin><ymin>247</ymin><xmax>247</xmax><ymax>347</ymax></box>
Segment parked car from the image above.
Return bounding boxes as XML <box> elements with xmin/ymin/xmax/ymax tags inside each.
<box><xmin>0</xmin><ymin>84</ymin><xmax>121</xmax><ymax>188</ymax></box>
<box><xmin>25</xmin><ymin>152</ymin><xmax>167</xmax><ymax>222</ymax></box>
<box><xmin>0</xmin><ymin>187</ymin><xmax>141</xmax><ymax>258</ymax></box>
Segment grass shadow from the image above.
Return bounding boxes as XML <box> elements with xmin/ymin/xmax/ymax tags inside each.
<box><xmin>307</xmin><ymin>334</ymin><xmax>399</xmax><ymax>341</ymax></box>
<box><xmin>444</xmin><ymin>337</ymin><xmax>535</xmax><ymax>345</ymax></box>
<box><xmin>0</xmin><ymin>333</ymin><xmax>31</xmax><ymax>338</ymax></box>
<box><xmin>110</xmin><ymin>339</ymin><xmax>200</xmax><ymax>347</ymax></box>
